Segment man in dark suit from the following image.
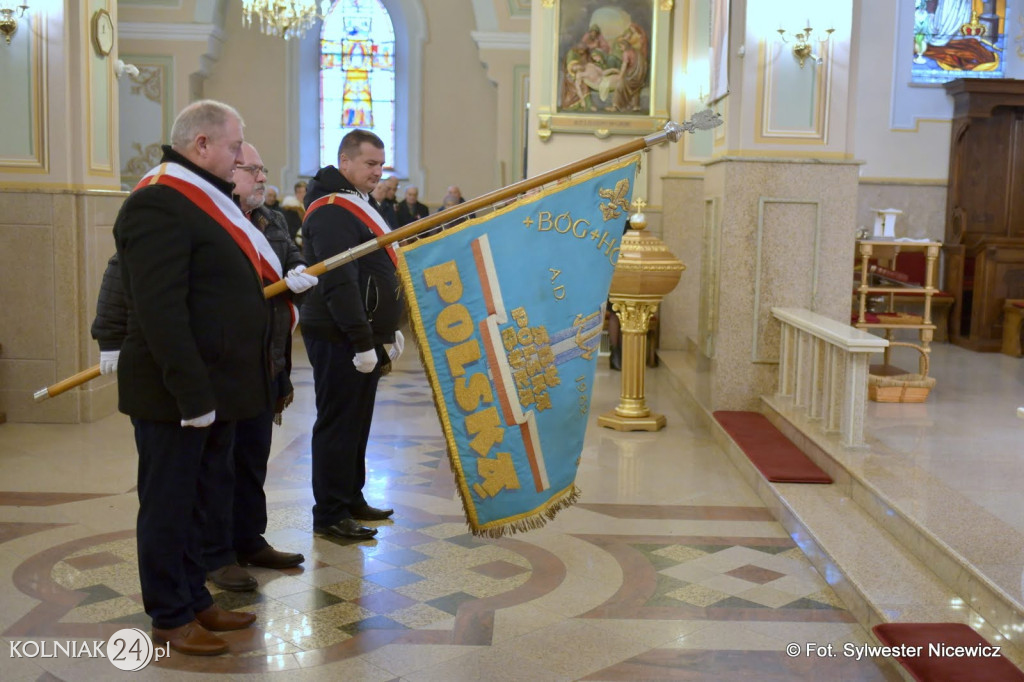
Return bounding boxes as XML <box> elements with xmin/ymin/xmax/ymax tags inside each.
<box><xmin>396</xmin><ymin>185</ymin><xmax>429</xmax><ymax>226</ymax></box>
<box><xmin>300</xmin><ymin>129</ymin><xmax>406</xmax><ymax>540</ymax></box>
<box><xmin>114</xmin><ymin>100</ymin><xmax>283</xmax><ymax>656</ymax></box>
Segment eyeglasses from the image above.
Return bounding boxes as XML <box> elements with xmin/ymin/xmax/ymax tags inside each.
<box><xmin>235</xmin><ymin>164</ymin><xmax>268</xmax><ymax>177</ymax></box>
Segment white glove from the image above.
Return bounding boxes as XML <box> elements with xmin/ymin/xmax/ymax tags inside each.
<box><xmin>181</xmin><ymin>410</ymin><xmax>216</xmax><ymax>428</ymax></box>
<box><xmin>353</xmin><ymin>349</ymin><xmax>378</xmax><ymax>374</ymax></box>
<box><xmin>99</xmin><ymin>350</ymin><xmax>120</xmax><ymax>375</ymax></box>
<box><xmin>284</xmin><ymin>265</ymin><xmax>318</xmax><ymax>293</ymax></box>
<box><xmin>386</xmin><ymin>331</ymin><xmax>405</xmax><ymax>362</ymax></box>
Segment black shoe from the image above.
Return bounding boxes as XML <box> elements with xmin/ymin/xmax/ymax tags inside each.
<box><xmin>350</xmin><ymin>504</ymin><xmax>394</xmax><ymax>521</ymax></box>
<box><xmin>609</xmin><ymin>346</ymin><xmax>622</xmax><ymax>371</ymax></box>
<box><xmin>207</xmin><ymin>564</ymin><xmax>257</xmax><ymax>592</ymax></box>
<box><xmin>238</xmin><ymin>546</ymin><xmax>305</xmax><ymax>569</ymax></box>
<box><xmin>314</xmin><ymin>518</ymin><xmax>378</xmax><ymax>540</ymax></box>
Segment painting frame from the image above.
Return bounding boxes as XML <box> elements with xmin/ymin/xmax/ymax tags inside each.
<box><xmin>538</xmin><ymin>0</ymin><xmax>672</xmax><ymax>139</ymax></box>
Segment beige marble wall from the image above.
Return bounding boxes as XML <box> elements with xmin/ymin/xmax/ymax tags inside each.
<box><xmin>0</xmin><ymin>190</ymin><xmax>125</xmax><ymax>424</ymax></box>
<box><xmin>659</xmin><ymin>176</ymin><xmax>705</xmax><ymax>351</ymax></box>
<box><xmin>699</xmin><ymin>158</ymin><xmax>860</xmax><ymax>411</ymax></box>
<box><xmin>856</xmin><ymin>182</ymin><xmax>947</xmax><ymax>242</ymax></box>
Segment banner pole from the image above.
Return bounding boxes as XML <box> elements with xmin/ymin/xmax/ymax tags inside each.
<box><xmin>35</xmin><ymin>114</ymin><xmax>719</xmax><ymax>402</ymax></box>
<box><xmin>263</xmin><ymin>118</ymin><xmax>699</xmax><ymax>297</ymax></box>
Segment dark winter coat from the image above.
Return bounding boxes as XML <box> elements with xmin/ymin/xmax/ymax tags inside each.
<box><xmin>249</xmin><ymin>205</ymin><xmax>305</xmax><ymax>403</ymax></box>
<box><xmin>299</xmin><ymin>166</ymin><xmax>404</xmax><ymax>352</ymax></box>
<box><xmin>91</xmin><ymin>253</ymin><xmax>129</xmax><ymax>352</ymax></box>
<box><xmin>114</xmin><ymin>146</ymin><xmax>272</xmax><ymax>422</ymax></box>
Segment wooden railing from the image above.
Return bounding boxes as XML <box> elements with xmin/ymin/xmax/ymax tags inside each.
<box><xmin>772</xmin><ymin>308</ymin><xmax>888</xmax><ymax>447</ymax></box>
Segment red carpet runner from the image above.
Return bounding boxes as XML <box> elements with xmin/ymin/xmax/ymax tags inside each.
<box><xmin>873</xmin><ymin>622</ymin><xmax>1024</xmax><ymax>681</ymax></box>
<box><xmin>713</xmin><ymin>411</ymin><xmax>832</xmax><ymax>484</ymax></box>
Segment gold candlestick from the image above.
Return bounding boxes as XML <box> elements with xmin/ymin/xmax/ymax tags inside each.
<box><xmin>598</xmin><ymin>199</ymin><xmax>685</xmax><ymax>432</ymax></box>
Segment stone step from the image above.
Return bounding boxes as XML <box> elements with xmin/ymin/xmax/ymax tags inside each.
<box><xmin>658</xmin><ymin>350</ymin><xmax>1024</xmax><ymax>673</ymax></box>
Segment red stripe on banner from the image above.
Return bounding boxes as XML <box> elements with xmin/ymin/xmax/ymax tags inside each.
<box><xmin>144</xmin><ymin>174</ymin><xmax>280</xmax><ymax>285</ymax></box>
<box><xmin>519</xmin><ymin>421</ymin><xmax>545</xmax><ymax>493</ymax></box>
<box><xmin>306</xmin><ymin>193</ymin><xmax>398</xmax><ymax>267</ymax></box>
<box><xmin>481</xmin><ymin>320</ymin><xmax>517</xmax><ymax>426</ymax></box>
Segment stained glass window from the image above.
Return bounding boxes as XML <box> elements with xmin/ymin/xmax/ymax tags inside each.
<box><xmin>911</xmin><ymin>0</ymin><xmax>1006</xmax><ymax>84</ymax></box>
<box><xmin>320</xmin><ymin>0</ymin><xmax>396</xmax><ymax>168</ymax></box>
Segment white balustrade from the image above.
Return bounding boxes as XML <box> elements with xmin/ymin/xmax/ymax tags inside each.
<box><xmin>772</xmin><ymin>307</ymin><xmax>888</xmax><ymax>447</ymax></box>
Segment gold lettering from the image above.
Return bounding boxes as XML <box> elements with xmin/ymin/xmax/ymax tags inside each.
<box><xmin>472</xmin><ymin>452</ymin><xmax>520</xmax><ymax>498</ymax></box>
<box><xmin>466</xmin><ymin>406</ymin><xmax>505</xmax><ymax>456</ymax></box>
<box><xmin>537</xmin><ymin>211</ymin><xmax>553</xmax><ymax>231</ymax></box>
<box><xmin>548</xmin><ymin>268</ymin><xmax>561</xmax><ymax>282</ymax></box>
<box><xmin>436</xmin><ymin>303</ymin><xmax>473</xmax><ymax>343</ymax></box>
<box><xmin>572</xmin><ymin>218</ymin><xmax>590</xmax><ymax>238</ymax></box>
<box><xmin>423</xmin><ymin>261</ymin><xmax>463</xmax><ymax>303</ymax></box>
<box><xmin>553</xmin><ymin>285</ymin><xmax>566</xmax><ymax>300</ymax></box>
<box><xmin>455</xmin><ymin>372</ymin><xmax>493</xmax><ymax>412</ymax></box>
<box><xmin>596</xmin><ymin>231</ymin><xmax>616</xmax><ymax>254</ymax></box>
<box><xmin>553</xmin><ymin>212</ymin><xmax>572</xmax><ymax>234</ymax></box>
<box><xmin>446</xmin><ymin>338</ymin><xmax>481</xmax><ymax>377</ymax></box>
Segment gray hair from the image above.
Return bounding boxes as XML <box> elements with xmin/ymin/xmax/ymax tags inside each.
<box><xmin>170</xmin><ymin>100</ymin><xmax>244</xmax><ymax>150</ymax></box>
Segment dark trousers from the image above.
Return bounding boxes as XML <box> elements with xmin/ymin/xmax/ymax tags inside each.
<box><xmin>133</xmin><ymin>418</ymin><xmax>234</xmax><ymax>629</ymax></box>
<box><xmin>202</xmin><ymin>373</ymin><xmax>285</xmax><ymax>567</ymax></box>
<box><xmin>303</xmin><ymin>334</ymin><xmax>380</xmax><ymax>527</ymax></box>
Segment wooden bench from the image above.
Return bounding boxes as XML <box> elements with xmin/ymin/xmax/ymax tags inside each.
<box><xmin>1001</xmin><ymin>299</ymin><xmax>1024</xmax><ymax>357</ymax></box>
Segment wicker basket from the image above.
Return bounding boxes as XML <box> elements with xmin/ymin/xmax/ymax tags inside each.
<box><xmin>868</xmin><ymin>342</ymin><xmax>935</xmax><ymax>403</ymax></box>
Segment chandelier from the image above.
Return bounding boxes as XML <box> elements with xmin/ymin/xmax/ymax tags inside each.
<box><xmin>241</xmin><ymin>0</ymin><xmax>330</xmax><ymax>40</ymax></box>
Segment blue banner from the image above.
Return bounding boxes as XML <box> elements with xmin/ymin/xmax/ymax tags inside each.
<box><xmin>398</xmin><ymin>157</ymin><xmax>638</xmax><ymax>536</ymax></box>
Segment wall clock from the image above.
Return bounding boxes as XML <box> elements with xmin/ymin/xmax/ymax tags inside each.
<box><xmin>91</xmin><ymin>9</ymin><xmax>114</xmax><ymax>57</ymax></box>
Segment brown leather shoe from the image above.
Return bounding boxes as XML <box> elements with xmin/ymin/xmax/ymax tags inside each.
<box><xmin>152</xmin><ymin>620</ymin><xmax>228</xmax><ymax>656</ymax></box>
<box><xmin>207</xmin><ymin>564</ymin><xmax>257</xmax><ymax>592</ymax></box>
<box><xmin>195</xmin><ymin>604</ymin><xmax>256</xmax><ymax>631</ymax></box>
<box><xmin>238</xmin><ymin>545</ymin><xmax>305</xmax><ymax>569</ymax></box>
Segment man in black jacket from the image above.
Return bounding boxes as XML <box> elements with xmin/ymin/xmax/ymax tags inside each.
<box><xmin>301</xmin><ymin>129</ymin><xmax>405</xmax><ymax>540</ymax></box>
<box><xmin>93</xmin><ymin>141</ymin><xmax>316</xmax><ymax>596</ymax></box>
<box><xmin>202</xmin><ymin>142</ymin><xmax>315</xmax><ymax>590</ymax></box>
<box><xmin>395</xmin><ymin>185</ymin><xmax>429</xmax><ymax>226</ymax></box>
<box><xmin>114</xmin><ymin>100</ymin><xmax>292</xmax><ymax>656</ymax></box>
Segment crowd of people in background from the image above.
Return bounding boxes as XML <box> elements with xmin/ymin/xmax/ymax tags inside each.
<box><xmin>275</xmin><ymin>176</ymin><xmax>473</xmax><ymax>244</ymax></box>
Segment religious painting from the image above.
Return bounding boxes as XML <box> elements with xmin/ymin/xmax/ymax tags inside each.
<box><xmin>557</xmin><ymin>0</ymin><xmax>654</xmax><ymax>114</ymax></box>
<box><xmin>911</xmin><ymin>0</ymin><xmax>1006</xmax><ymax>83</ymax></box>
<box><xmin>539</xmin><ymin>0</ymin><xmax>671</xmax><ymax>138</ymax></box>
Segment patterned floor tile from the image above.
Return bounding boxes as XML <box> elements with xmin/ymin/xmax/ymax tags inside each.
<box><xmin>0</xmin><ymin>356</ymin><xmax>893</xmax><ymax>678</ymax></box>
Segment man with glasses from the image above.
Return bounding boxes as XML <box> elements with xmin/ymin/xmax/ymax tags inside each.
<box><xmin>203</xmin><ymin>144</ymin><xmax>316</xmax><ymax>592</ymax></box>
<box><xmin>300</xmin><ymin>129</ymin><xmax>405</xmax><ymax>540</ymax></box>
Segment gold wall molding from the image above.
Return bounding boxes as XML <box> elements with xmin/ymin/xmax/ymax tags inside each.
<box><xmin>859</xmin><ymin>177</ymin><xmax>948</xmax><ymax>186</ymax></box>
<box><xmin>0</xmin><ymin>13</ymin><xmax>48</xmax><ymax>172</ymax></box>
<box><xmin>129</xmin><ymin>65</ymin><xmax>164</xmax><ymax>103</ymax></box>
<box><xmin>755</xmin><ymin>41</ymin><xmax>830</xmax><ymax>144</ymax></box>
<box><xmin>0</xmin><ymin>183</ymin><xmax>129</xmax><ymax>194</ymax></box>
<box><xmin>86</xmin><ymin>0</ymin><xmax>116</xmax><ymax>175</ymax></box>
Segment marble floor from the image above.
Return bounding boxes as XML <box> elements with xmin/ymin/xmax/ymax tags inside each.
<box><xmin>6</xmin><ymin>334</ymin><xmax>1017</xmax><ymax>679</ymax></box>
<box><xmin>859</xmin><ymin>341</ymin><xmax>1024</xmax><ymax>618</ymax></box>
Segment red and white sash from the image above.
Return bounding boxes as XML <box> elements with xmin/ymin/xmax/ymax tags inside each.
<box><xmin>305</xmin><ymin>192</ymin><xmax>398</xmax><ymax>267</ymax></box>
<box><xmin>135</xmin><ymin>163</ymin><xmax>298</xmax><ymax>330</ymax></box>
